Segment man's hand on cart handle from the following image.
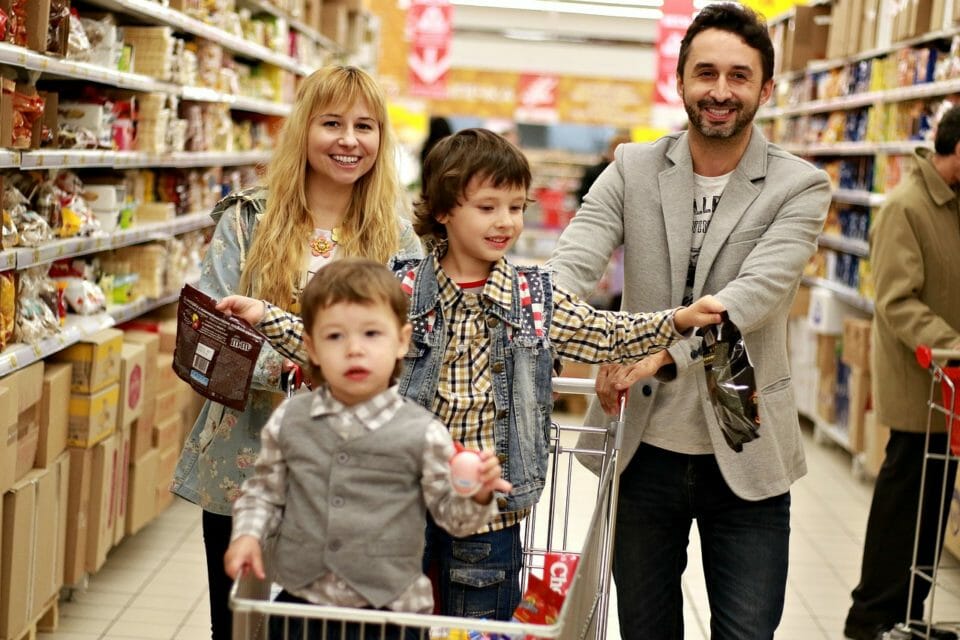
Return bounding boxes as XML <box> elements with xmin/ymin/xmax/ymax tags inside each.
<box><xmin>224</xmin><ymin>535</ymin><xmax>266</xmax><ymax>581</ymax></box>
<box><xmin>596</xmin><ymin>351</ymin><xmax>673</xmax><ymax>415</ymax></box>
<box><xmin>217</xmin><ymin>294</ymin><xmax>268</xmax><ymax>326</ymax></box>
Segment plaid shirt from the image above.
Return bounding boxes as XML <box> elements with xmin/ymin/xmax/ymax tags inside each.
<box><xmin>231</xmin><ymin>386</ymin><xmax>498</xmax><ymax>612</ymax></box>
<box><xmin>259</xmin><ymin>255</ymin><xmax>681</xmax><ymax>533</ymax></box>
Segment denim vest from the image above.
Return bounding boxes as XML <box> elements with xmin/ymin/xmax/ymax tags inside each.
<box><xmin>391</xmin><ymin>255</ymin><xmax>555</xmax><ymax>512</ymax></box>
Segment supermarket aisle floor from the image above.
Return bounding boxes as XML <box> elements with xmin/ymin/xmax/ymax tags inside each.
<box><xmin>39</xmin><ymin>422</ymin><xmax>960</xmax><ymax>640</ymax></box>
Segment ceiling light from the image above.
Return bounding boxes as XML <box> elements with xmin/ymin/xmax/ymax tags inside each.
<box><xmin>451</xmin><ymin>0</ymin><xmax>664</xmax><ymax>20</ymax></box>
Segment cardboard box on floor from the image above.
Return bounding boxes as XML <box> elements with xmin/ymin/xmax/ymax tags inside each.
<box><xmin>126</xmin><ymin>448</ymin><xmax>159</xmax><ymax>535</ymax></box>
<box><xmin>123</xmin><ymin>331</ymin><xmax>160</xmax><ymax>446</ymax></box>
<box><xmin>68</xmin><ymin>383</ymin><xmax>120</xmax><ymax>448</ymax></box>
<box><xmin>113</xmin><ymin>422</ymin><xmax>131</xmax><ymax>547</ymax></box>
<box><xmin>118</xmin><ymin>342</ymin><xmax>146</xmax><ymax>428</ymax></box>
<box><xmin>65</xmin><ymin>447</ymin><xmax>93</xmax><ymax>585</ymax></box>
<box><xmin>0</xmin><ymin>472</ymin><xmax>35</xmax><ymax>639</ymax></box>
<box><xmin>52</xmin><ymin>328</ymin><xmax>124</xmax><ymax>394</ymax></box>
<box><xmin>86</xmin><ymin>434</ymin><xmax>119</xmax><ymax>575</ymax></box>
<box><xmin>0</xmin><ymin>382</ymin><xmax>18</xmax><ymax>494</ymax></box>
<box><xmin>37</xmin><ymin>362</ymin><xmax>71</xmax><ymax>468</ymax></box>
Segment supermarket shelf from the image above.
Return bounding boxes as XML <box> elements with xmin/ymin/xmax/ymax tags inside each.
<box><xmin>236</xmin><ymin>0</ymin><xmax>342</xmax><ymax>53</ymax></box>
<box><xmin>833</xmin><ymin>189</ymin><xmax>886</xmax><ymax>207</ymax></box>
<box><xmin>0</xmin><ymin>250</ymin><xmax>15</xmax><ymax>271</ymax></box>
<box><xmin>802</xmin><ymin>275</ymin><xmax>875</xmax><ymax>313</ymax></box>
<box><xmin>0</xmin><ymin>288</ymin><xmax>185</xmax><ymax>378</ymax></box>
<box><xmin>83</xmin><ymin>0</ymin><xmax>313</xmax><ymax>75</ymax></box>
<box><xmin>805</xmin><ymin>25</ymin><xmax>960</xmax><ymax>76</ymax></box>
<box><xmin>780</xmin><ymin>140</ymin><xmax>930</xmax><ymax>156</ymax></box>
<box><xmin>13</xmin><ymin>212</ymin><xmax>214</xmax><ymax>270</ymax></box>
<box><xmin>761</xmin><ymin>78</ymin><xmax>960</xmax><ymax>119</ymax></box>
<box><xmin>19</xmin><ymin>149</ymin><xmax>271</xmax><ymax>169</ymax></box>
<box><xmin>818</xmin><ymin>234</ymin><xmax>870</xmax><ymax>257</ymax></box>
<box><xmin>0</xmin><ymin>150</ymin><xmax>18</xmax><ymax>168</ymax></box>
<box><xmin>180</xmin><ymin>87</ymin><xmax>292</xmax><ymax>116</ymax></box>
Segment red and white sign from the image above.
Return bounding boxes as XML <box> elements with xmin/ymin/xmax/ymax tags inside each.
<box><xmin>653</xmin><ymin>0</ymin><xmax>695</xmax><ymax>107</ymax></box>
<box><xmin>407</xmin><ymin>0</ymin><xmax>453</xmax><ymax>98</ymax></box>
<box><xmin>515</xmin><ymin>73</ymin><xmax>559</xmax><ymax>124</ymax></box>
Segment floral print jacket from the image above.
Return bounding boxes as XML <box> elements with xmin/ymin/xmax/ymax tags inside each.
<box><xmin>171</xmin><ymin>186</ymin><xmax>423</xmax><ymax>515</ymax></box>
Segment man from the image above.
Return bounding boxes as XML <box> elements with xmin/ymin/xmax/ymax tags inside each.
<box><xmin>843</xmin><ymin>106</ymin><xmax>960</xmax><ymax>640</ymax></box>
<box><xmin>547</xmin><ymin>4</ymin><xmax>830</xmax><ymax>639</ymax></box>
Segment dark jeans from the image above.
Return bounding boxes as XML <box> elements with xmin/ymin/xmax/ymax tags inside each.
<box><xmin>846</xmin><ymin>431</ymin><xmax>959</xmax><ymax>631</ymax></box>
<box><xmin>613</xmin><ymin>443</ymin><xmax>790</xmax><ymax>640</ymax></box>
<box><xmin>203</xmin><ymin>510</ymin><xmax>234</xmax><ymax>640</ymax></box>
<box><xmin>268</xmin><ymin>591</ymin><xmax>426</xmax><ymax>640</ymax></box>
<box><xmin>423</xmin><ymin>516</ymin><xmax>522</xmax><ymax>620</ymax></box>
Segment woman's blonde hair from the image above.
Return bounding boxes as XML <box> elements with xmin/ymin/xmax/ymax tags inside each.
<box><xmin>239</xmin><ymin>65</ymin><xmax>401</xmax><ymax>308</ymax></box>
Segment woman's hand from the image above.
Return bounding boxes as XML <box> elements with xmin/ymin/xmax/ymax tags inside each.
<box><xmin>217</xmin><ymin>295</ymin><xmax>267</xmax><ymax>325</ymax></box>
<box><xmin>595</xmin><ymin>351</ymin><xmax>674</xmax><ymax>415</ymax></box>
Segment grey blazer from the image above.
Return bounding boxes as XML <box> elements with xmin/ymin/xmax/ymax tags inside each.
<box><xmin>548</xmin><ymin>126</ymin><xmax>830</xmax><ymax>500</ymax></box>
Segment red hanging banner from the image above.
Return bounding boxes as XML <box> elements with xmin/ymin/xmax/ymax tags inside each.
<box><xmin>407</xmin><ymin>0</ymin><xmax>453</xmax><ymax>99</ymax></box>
<box><xmin>653</xmin><ymin>0</ymin><xmax>695</xmax><ymax>107</ymax></box>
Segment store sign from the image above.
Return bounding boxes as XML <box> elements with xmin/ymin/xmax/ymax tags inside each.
<box><xmin>515</xmin><ymin>73</ymin><xmax>560</xmax><ymax>124</ymax></box>
<box><xmin>407</xmin><ymin>0</ymin><xmax>453</xmax><ymax>98</ymax></box>
<box><xmin>653</xmin><ymin>0</ymin><xmax>694</xmax><ymax>107</ymax></box>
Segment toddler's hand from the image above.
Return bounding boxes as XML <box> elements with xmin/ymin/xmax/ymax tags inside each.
<box><xmin>467</xmin><ymin>449</ymin><xmax>512</xmax><ymax>505</ymax></box>
<box><xmin>217</xmin><ymin>295</ymin><xmax>267</xmax><ymax>326</ymax></box>
<box><xmin>224</xmin><ymin>535</ymin><xmax>265</xmax><ymax>580</ymax></box>
<box><xmin>674</xmin><ymin>295</ymin><xmax>725</xmax><ymax>333</ymax></box>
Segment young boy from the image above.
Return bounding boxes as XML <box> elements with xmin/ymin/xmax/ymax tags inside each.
<box><xmin>223</xmin><ymin>258</ymin><xmax>510</xmax><ymax>638</ymax></box>
<box><xmin>219</xmin><ymin>128</ymin><xmax>725</xmax><ymax>621</ymax></box>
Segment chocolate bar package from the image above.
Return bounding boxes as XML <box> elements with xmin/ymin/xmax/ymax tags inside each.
<box><xmin>174</xmin><ymin>284</ymin><xmax>264</xmax><ymax>410</ymax></box>
<box><xmin>699</xmin><ymin>313</ymin><xmax>760</xmax><ymax>452</ymax></box>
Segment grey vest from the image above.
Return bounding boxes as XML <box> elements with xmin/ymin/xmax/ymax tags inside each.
<box><xmin>271</xmin><ymin>394</ymin><xmax>430</xmax><ymax>608</ymax></box>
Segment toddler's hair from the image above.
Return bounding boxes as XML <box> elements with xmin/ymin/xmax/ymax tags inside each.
<box><xmin>300</xmin><ymin>258</ymin><xmax>409</xmax><ymax>384</ymax></box>
<box><xmin>413</xmin><ymin>128</ymin><xmax>532</xmax><ymax>244</ymax></box>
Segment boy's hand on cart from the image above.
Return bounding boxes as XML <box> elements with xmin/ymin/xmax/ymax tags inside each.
<box><xmin>217</xmin><ymin>295</ymin><xmax>268</xmax><ymax>326</ymax></box>
<box><xmin>474</xmin><ymin>450</ymin><xmax>513</xmax><ymax>505</ymax></box>
<box><xmin>224</xmin><ymin>535</ymin><xmax>266</xmax><ymax>580</ymax></box>
<box><xmin>674</xmin><ymin>295</ymin><xmax>725</xmax><ymax>333</ymax></box>
<box><xmin>596</xmin><ymin>353</ymin><xmax>673</xmax><ymax>415</ymax></box>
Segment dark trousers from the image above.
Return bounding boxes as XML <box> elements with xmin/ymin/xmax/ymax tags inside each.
<box><xmin>268</xmin><ymin>591</ymin><xmax>426</xmax><ymax>640</ymax></box>
<box><xmin>203</xmin><ymin>510</ymin><xmax>235</xmax><ymax>640</ymax></box>
<box><xmin>612</xmin><ymin>443</ymin><xmax>791</xmax><ymax>640</ymax></box>
<box><xmin>846</xmin><ymin>431</ymin><xmax>959</xmax><ymax>630</ymax></box>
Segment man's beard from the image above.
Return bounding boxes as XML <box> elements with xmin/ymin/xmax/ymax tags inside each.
<box><xmin>684</xmin><ymin>96</ymin><xmax>757</xmax><ymax>139</ymax></box>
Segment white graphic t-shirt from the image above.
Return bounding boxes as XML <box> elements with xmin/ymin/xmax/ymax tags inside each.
<box><xmin>643</xmin><ymin>170</ymin><xmax>732</xmax><ymax>455</ymax></box>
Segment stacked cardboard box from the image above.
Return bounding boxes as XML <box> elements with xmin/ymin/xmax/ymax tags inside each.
<box><xmin>123</xmin><ymin>331</ymin><xmax>161</xmax><ymax>535</ymax></box>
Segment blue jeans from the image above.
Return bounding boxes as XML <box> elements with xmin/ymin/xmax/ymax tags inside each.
<box><xmin>613</xmin><ymin>444</ymin><xmax>790</xmax><ymax>640</ymax></box>
<box><xmin>423</xmin><ymin>516</ymin><xmax>522</xmax><ymax>620</ymax></box>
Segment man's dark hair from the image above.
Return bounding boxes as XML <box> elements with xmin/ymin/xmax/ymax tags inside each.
<box><xmin>934</xmin><ymin>105</ymin><xmax>960</xmax><ymax>155</ymax></box>
<box><xmin>677</xmin><ymin>2</ymin><xmax>775</xmax><ymax>84</ymax></box>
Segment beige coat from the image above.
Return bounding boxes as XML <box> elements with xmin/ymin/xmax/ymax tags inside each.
<box><xmin>871</xmin><ymin>148</ymin><xmax>960</xmax><ymax>432</ymax></box>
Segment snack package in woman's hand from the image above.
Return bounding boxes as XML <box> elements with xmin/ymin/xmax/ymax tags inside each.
<box><xmin>699</xmin><ymin>313</ymin><xmax>760</xmax><ymax>452</ymax></box>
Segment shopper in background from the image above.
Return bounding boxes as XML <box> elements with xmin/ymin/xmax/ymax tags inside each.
<box><xmin>575</xmin><ymin>131</ymin><xmax>632</xmax><ymax>205</ymax></box>
<box><xmin>420</xmin><ymin>115</ymin><xmax>453</xmax><ymax>175</ymax></box>
<box><xmin>843</xmin><ymin>106</ymin><xmax>960</xmax><ymax>640</ymax></box>
<box><xmin>546</xmin><ymin>4</ymin><xmax>830</xmax><ymax>638</ymax></box>
<box><xmin>218</xmin><ymin>127</ymin><xmax>725</xmax><ymax>621</ymax></box>
<box><xmin>170</xmin><ymin>64</ymin><xmax>423</xmax><ymax>640</ymax></box>
<box><xmin>224</xmin><ymin>259</ymin><xmax>508</xmax><ymax>640</ymax></box>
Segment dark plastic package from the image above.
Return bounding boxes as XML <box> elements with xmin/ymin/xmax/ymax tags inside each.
<box><xmin>699</xmin><ymin>313</ymin><xmax>760</xmax><ymax>452</ymax></box>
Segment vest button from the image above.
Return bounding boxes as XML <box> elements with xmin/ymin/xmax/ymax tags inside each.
<box><xmin>497</xmin><ymin>497</ymin><xmax>508</xmax><ymax>509</ymax></box>
<box><xmin>642</xmin><ymin>384</ymin><xmax>652</xmax><ymax>397</ymax></box>
<box><xmin>492</xmin><ymin>362</ymin><xmax>505</xmax><ymax>374</ymax></box>
<box><xmin>332</xmin><ymin>496</ymin><xmax>344</xmax><ymax>508</ymax></box>
<box><xmin>329</xmin><ymin>540</ymin><xmax>342</xmax><ymax>551</ymax></box>
<box><xmin>486</xmin><ymin>317</ymin><xmax>499</xmax><ymax>328</ymax></box>
<box><xmin>336</xmin><ymin>453</ymin><xmax>349</xmax><ymax>464</ymax></box>
<box><xmin>690</xmin><ymin>348</ymin><xmax>699</xmax><ymax>359</ymax></box>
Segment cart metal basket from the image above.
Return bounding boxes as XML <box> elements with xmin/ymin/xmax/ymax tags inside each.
<box><xmin>230</xmin><ymin>376</ymin><xmax>624</xmax><ymax>640</ymax></box>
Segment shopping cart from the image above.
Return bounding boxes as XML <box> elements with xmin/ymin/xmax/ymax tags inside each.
<box><xmin>884</xmin><ymin>346</ymin><xmax>960</xmax><ymax>640</ymax></box>
<box><xmin>230</xmin><ymin>376</ymin><xmax>624</xmax><ymax>640</ymax></box>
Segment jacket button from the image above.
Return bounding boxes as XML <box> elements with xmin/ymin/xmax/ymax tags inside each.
<box><xmin>336</xmin><ymin>453</ymin><xmax>349</xmax><ymax>464</ymax></box>
<box><xmin>492</xmin><ymin>362</ymin><xmax>505</xmax><ymax>374</ymax></box>
<box><xmin>497</xmin><ymin>453</ymin><xmax>507</xmax><ymax>463</ymax></box>
<box><xmin>486</xmin><ymin>317</ymin><xmax>499</xmax><ymax>328</ymax></box>
<box><xmin>642</xmin><ymin>384</ymin><xmax>652</xmax><ymax>397</ymax></box>
<box><xmin>329</xmin><ymin>540</ymin><xmax>341</xmax><ymax>551</ymax></box>
<box><xmin>690</xmin><ymin>349</ymin><xmax>699</xmax><ymax>359</ymax></box>
<box><xmin>497</xmin><ymin>497</ymin><xmax>508</xmax><ymax>509</ymax></box>
<box><xmin>496</xmin><ymin>408</ymin><xmax>508</xmax><ymax>419</ymax></box>
<box><xmin>332</xmin><ymin>496</ymin><xmax>344</xmax><ymax>508</ymax></box>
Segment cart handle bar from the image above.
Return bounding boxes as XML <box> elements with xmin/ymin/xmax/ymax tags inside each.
<box><xmin>916</xmin><ymin>345</ymin><xmax>960</xmax><ymax>369</ymax></box>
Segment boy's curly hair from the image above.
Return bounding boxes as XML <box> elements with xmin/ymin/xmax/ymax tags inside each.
<box><xmin>414</xmin><ymin>128</ymin><xmax>532</xmax><ymax>246</ymax></box>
